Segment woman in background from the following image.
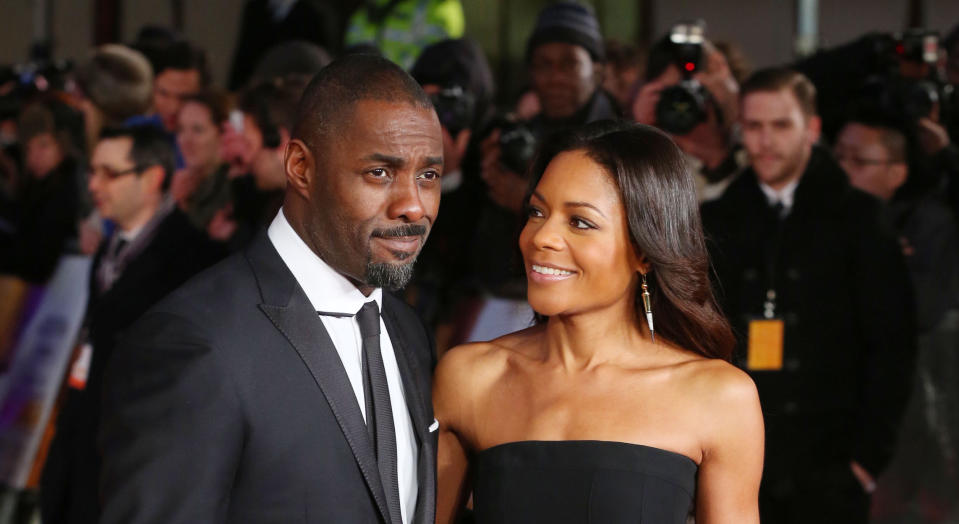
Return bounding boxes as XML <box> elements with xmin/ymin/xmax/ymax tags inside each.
<box><xmin>173</xmin><ymin>90</ymin><xmax>234</xmax><ymax>239</ymax></box>
<box><xmin>0</xmin><ymin>100</ymin><xmax>83</xmax><ymax>283</ymax></box>
<box><xmin>434</xmin><ymin>121</ymin><xmax>764</xmax><ymax>523</ymax></box>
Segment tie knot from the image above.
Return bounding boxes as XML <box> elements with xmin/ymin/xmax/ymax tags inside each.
<box><xmin>356</xmin><ymin>301</ymin><xmax>381</xmax><ymax>339</ymax></box>
<box><xmin>769</xmin><ymin>200</ymin><xmax>785</xmax><ymax>219</ymax></box>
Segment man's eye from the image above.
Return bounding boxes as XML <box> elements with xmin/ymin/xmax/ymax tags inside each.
<box><xmin>369</xmin><ymin>168</ymin><xmax>388</xmax><ymax>178</ymax></box>
<box><xmin>418</xmin><ymin>170</ymin><xmax>440</xmax><ymax>181</ymax></box>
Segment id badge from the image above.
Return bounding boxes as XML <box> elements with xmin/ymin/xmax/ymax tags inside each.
<box><xmin>747</xmin><ymin>318</ymin><xmax>784</xmax><ymax>371</ymax></box>
<box><xmin>67</xmin><ymin>343</ymin><xmax>93</xmax><ymax>390</ymax></box>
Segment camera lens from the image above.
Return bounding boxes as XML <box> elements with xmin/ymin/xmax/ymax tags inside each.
<box><xmin>655</xmin><ymin>80</ymin><xmax>709</xmax><ymax>135</ymax></box>
<box><xmin>498</xmin><ymin>122</ymin><xmax>537</xmax><ymax>175</ymax></box>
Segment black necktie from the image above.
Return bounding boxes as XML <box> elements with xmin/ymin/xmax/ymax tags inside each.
<box><xmin>769</xmin><ymin>201</ymin><xmax>786</xmax><ymax>220</ymax></box>
<box><xmin>356</xmin><ymin>301</ymin><xmax>402</xmax><ymax>524</ymax></box>
<box><xmin>113</xmin><ymin>237</ymin><xmax>128</xmax><ymax>257</ymax></box>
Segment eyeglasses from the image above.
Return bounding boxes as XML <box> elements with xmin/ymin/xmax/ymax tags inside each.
<box><xmin>88</xmin><ymin>165</ymin><xmax>144</xmax><ymax>181</ymax></box>
<box><xmin>834</xmin><ymin>153</ymin><xmax>892</xmax><ymax>169</ymax></box>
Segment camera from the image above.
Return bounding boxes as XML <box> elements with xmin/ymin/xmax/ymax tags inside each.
<box><xmin>494</xmin><ymin>116</ymin><xmax>536</xmax><ymax>175</ymax></box>
<box><xmin>896</xmin><ymin>29</ymin><xmax>939</xmax><ymax>66</ymax></box>
<box><xmin>856</xmin><ymin>76</ymin><xmax>939</xmax><ymax>126</ymax></box>
<box><xmin>853</xmin><ymin>30</ymin><xmax>955</xmax><ymax>130</ymax></box>
<box><xmin>0</xmin><ymin>59</ymin><xmax>73</xmax><ymax>120</ymax></box>
<box><xmin>429</xmin><ymin>85</ymin><xmax>475</xmax><ymax>137</ymax></box>
<box><xmin>655</xmin><ymin>21</ymin><xmax>711</xmax><ymax>135</ymax></box>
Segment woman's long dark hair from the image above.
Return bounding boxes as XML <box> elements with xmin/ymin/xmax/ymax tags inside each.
<box><xmin>525</xmin><ymin>120</ymin><xmax>735</xmax><ymax>360</ymax></box>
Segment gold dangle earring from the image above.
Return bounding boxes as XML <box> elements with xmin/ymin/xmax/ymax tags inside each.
<box><xmin>642</xmin><ymin>273</ymin><xmax>655</xmax><ymax>342</ymax></box>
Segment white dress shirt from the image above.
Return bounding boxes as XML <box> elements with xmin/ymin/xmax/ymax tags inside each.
<box><xmin>268</xmin><ymin>210</ymin><xmax>418</xmax><ymax>524</ymax></box>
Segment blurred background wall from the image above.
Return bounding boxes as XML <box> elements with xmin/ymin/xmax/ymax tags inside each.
<box><xmin>0</xmin><ymin>0</ymin><xmax>958</xmax><ymax>97</ymax></box>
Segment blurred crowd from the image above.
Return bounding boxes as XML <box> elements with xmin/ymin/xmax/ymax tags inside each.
<box><xmin>1</xmin><ymin>0</ymin><xmax>959</xmax><ymax>523</ymax></box>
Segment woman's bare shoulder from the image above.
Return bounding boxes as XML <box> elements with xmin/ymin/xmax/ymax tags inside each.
<box><xmin>679</xmin><ymin>357</ymin><xmax>759</xmax><ymax>408</ymax></box>
<box><xmin>435</xmin><ymin>325</ymin><xmax>545</xmax><ymax>396</ymax></box>
<box><xmin>677</xmin><ymin>358</ymin><xmax>763</xmax><ymax>448</ymax></box>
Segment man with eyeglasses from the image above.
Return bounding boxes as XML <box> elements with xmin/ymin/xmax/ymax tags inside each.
<box><xmin>834</xmin><ymin>115</ymin><xmax>959</xmax><ymax>522</ymax></box>
<box><xmin>40</xmin><ymin>125</ymin><xmax>222</xmax><ymax>524</ymax></box>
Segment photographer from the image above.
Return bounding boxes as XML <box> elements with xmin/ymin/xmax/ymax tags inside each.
<box><xmin>408</xmin><ymin>38</ymin><xmax>495</xmax><ymax>340</ymax></box>
<box><xmin>810</xmin><ymin>30</ymin><xmax>959</xmax><ymax>223</ymax></box>
<box><xmin>218</xmin><ymin>74</ymin><xmax>309</xmax><ymax>248</ymax></box>
<box><xmin>479</xmin><ymin>0</ymin><xmax>619</xmax><ymax>215</ymax></box>
<box><xmin>632</xmin><ymin>22</ymin><xmax>745</xmax><ymax>200</ymax></box>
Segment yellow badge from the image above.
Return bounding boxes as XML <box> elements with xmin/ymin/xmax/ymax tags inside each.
<box><xmin>747</xmin><ymin>319</ymin><xmax>784</xmax><ymax>371</ymax></box>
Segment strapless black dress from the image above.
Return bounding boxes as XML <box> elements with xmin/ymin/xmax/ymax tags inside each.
<box><xmin>472</xmin><ymin>440</ymin><xmax>698</xmax><ymax>524</ymax></box>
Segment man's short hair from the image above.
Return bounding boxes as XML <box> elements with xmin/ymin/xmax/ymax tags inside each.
<box><xmin>237</xmin><ymin>75</ymin><xmax>311</xmax><ymax>149</ymax></box>
<box><xmin>741</xmin><ymin>67</ymin><xmax>817</xmax><ymax>118</ymax></box>
<box><xmin>153</xmin><ymin>40</ymin><xmax>210</xmax><ymax>86</ymax></box>
<box><xmin>291</xmin><ymin>54</ymin><xmax>433</xmax><ymax>152</ymax></box>
<box><xmin>843</xmin><ymin>114</ymin><xmax>908</xmax><ymax>164</ymax></box>
<box><xmin>251</xmin><ymin>41</ymin><xmax>332</xmax><ymax>85</ymax></box>
<box><xmin>100</xmin><ymin>125</ymin><xmax>176</xmax><ymax>191</ymax></box>
<box><xmin>76</xmin><ymin>44</ymin><xmax>153</xmax><ymax>123</ymax></box>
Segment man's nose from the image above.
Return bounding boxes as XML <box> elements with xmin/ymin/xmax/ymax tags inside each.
<box><xmin>758</xmin><ymin>128</ymin><xmax>774</xmax><ymax>148</ymax></box>
<box><xmin>387</xmin><ymin>174</ymin><xmax>426</xmax><ymax>223</ymax></box>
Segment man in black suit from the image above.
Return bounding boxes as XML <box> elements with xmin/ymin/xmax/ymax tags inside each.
<box><xmin>701</xmin><ymin>68</ymin><xmax>917</xmax><ymax>524</ymax></box>
<box><xmin>41</xmin><ymin>125</ymin><xmax>222</xmax><ymax>523</ymax></box>
<box><xmin>99</xmin><ymin>55</ymin><xmax>443</xmax><ymax>523</ymax></box>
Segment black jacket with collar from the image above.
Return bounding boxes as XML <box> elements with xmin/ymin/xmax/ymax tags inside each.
<box><xmin>98</xmin><ymin>230</ymin><xmax>437</xmax><ymax>524</ymax></box>
<box><xmin>701</xmin><ymin>146</ymin><xmax>917</xmax><ymax>478</ymax></box>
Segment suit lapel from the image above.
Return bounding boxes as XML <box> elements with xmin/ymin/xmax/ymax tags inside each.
<box><xmin>381</xmin><ymin>306</ymin><xmax>436</xmax><ymax>524</ymax></box>
<box><xmin>247</xmin><ymin>233</ymin><xmax>392</xmax><ymax>524</ymax></box>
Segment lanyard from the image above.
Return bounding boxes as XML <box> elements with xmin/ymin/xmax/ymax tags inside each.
<box><xmin>761</xmin><ymin>203</ymin><xmax>786</xmax><ymax>318</ymax></box>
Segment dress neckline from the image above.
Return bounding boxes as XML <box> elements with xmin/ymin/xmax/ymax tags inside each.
<box><xmin>477</xmin><ymin>439</ymin><xmax>700</xmax><ymax>467</ymax></box>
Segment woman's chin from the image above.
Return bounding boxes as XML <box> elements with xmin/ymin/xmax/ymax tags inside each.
<box><xmin>527</xmin><ymin>296</ymin><xmax>568</xmax><ymax>318</ymax></box>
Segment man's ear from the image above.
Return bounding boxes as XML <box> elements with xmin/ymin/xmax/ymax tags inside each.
<box><xmin>807</xmin><ymin>114</ymin><xmax>822</xmax><ymax>144</ymax></box>
<box><xmin>284</xmin><ymin>138</ymin><xmax>313</xmax><ymax>201</ymax></box>
<box><xmin>142</xmin><ymin>165</ymin><xmax>166</xmax><ymax>194</ymax></box>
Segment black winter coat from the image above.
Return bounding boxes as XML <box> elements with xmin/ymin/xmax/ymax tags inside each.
<box><xmin>701</xmin><ymin>147</ymin><xmax>917</xmax><ymax>479</ymax></box>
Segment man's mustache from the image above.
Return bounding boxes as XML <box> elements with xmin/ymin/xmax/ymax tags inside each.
<box><xmin>371</xmin><ymin>224</ymin><xmax>428</xmax><ymax>238</ymax></box>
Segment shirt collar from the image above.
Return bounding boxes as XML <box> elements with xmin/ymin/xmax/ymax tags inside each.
<box><xmin>758</xmin><ymin>177</ymin><xmax>800</xmax><ymax>211</ymax></box>
<box><xmin>267</xmin><ymin>208</ymin><xmax>382</xmax><ymax>316</ymax></box>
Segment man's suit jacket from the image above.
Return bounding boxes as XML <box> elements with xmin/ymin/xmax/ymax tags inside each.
<box><xmin>98</xmin><ymin>231</ymin><xmax>437</xmax><ymax>524</ymax></box>
<box><xmin>41</xmin><ymin>208</ymin><xmax>223</xmax><ymax>524</ymax></box>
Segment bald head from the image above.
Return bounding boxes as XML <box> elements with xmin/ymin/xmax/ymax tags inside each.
<box><xmin>292</xmin><ymin>54</ymin><xmax>434</xmax><ymax>152</ymax></box>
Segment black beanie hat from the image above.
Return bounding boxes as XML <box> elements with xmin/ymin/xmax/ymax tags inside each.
<box><xmin>527</xmin><ymin>1</ymin><xmax>605</xmax><ymax>63</ymax></box>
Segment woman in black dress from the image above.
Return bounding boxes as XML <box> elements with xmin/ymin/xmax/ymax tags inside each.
<box><xmin>434</xmin><ymin>121</ymin><xmax>764</xmax><ymax>523</ymax></box>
